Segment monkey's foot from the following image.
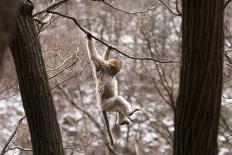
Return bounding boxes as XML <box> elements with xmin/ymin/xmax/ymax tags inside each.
<box><xmin>129</xmin><ymin>106</ymin><xmax>142</xmax><ymax>116</ymax></box>
<box><xmin>119</xmin><ymin>117</ymin><xmax>131</xmax><ymax>126</ymax></box>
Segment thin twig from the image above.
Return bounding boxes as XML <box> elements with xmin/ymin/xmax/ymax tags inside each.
<box><xmin>48</xmin><ymin>59</ymin><xmax>78</xmax><ymax>79</ymax></box>
<box><xmin>51</xmin><ymin>61</ymin><xmax>89</xmax><ymax>90</ymax></box>
<box><xmin>5</xmin><ymin>147</ymin><xmax>32</xmax><ymax>153</ymax></box>
<box><xmin>58</xmin><ymin>86</ymin><xmax>119</xmax><ymax>155</ymax></box>
<box><xmin>0</xmin><ymin>116</ymin><xmax>26</xmax><ymax>155</ymax></box>
<box><xmin>47</xmin><ymin>11</ymin><xmax>176</xmax><ymax>63</ymax></box>
<box><xmin>143</xmin><ymin>112</ymin><xmax>173</xmax><ymax>147</ymax></box>
<box><xmin>0</xmin><ymin>80</ymin><xmax>17</xmax><ymax>95</ymax></box>
<box><xmin>33</xmin><ymin>0</ymin><xmax>70</xmax><ymax>17</ymax></box>
<box><xmin>5</xmin><ymin>140</ymin><xmax>97</xmax><ymax>153</ymax></box>
<box><xmin>0</xmin><ymin>92</ymin><xmax>19</xmax><ymax>100</ymax></box>
<box><xmin>101</xmin><ymin>1</ymin><xmax>160</xmax><ymax>14</ymax></box>
<box><xmin>58</xmin><ymin>86</ymin><xmax>103</xmax><ymax>131</ymax></box>
<box><xmin>225</xmin><ymin>0</ymin><xmax>232</xmax><ymax>9</ymax></box>
<box><xmin>95</xmin><ymin>0</ymin><xmax>181</xmax><ymax>16</ymax></box>
<box><xmin>47</xmin><ymin>54</ymin><xmax>75</xmax><ymax>72</ymax></box>
<box><xmin>157</xmin><ymin>0</ymin><xmax>181</xmax><ymax>16</ymax></box>
<box><xmin>175</xmin><ymin>0</ymin><xmax>181</xmax><ymax>15</ymax></box>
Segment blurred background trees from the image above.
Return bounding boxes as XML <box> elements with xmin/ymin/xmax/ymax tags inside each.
<box><xmin>0</xmin><ymin>0</ymin><xmax>231</xmax><ymax>155</ymax></box>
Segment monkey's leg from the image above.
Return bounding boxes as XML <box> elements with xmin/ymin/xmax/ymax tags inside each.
<box><xmin>103</xmin><ymin>96</ymin><xmax>132</xmax><ymax>115</ymax></box>
<box><xmin>103</xmin><ymin>97</ymin><xmax>141</xmax><ymax>125</ymax></box>
<box><xmin>115</xmin><ymin>96</ymin><xmax>141</xmax><ymax>116</ymax></box>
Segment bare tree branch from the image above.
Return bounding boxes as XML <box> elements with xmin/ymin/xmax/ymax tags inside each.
<box><xmin>0</xmin><ymin>80</ymin><xmax>17</xmax><ymax>95</ymax></box>
<box><xmin>51</xmin><ymin>61</ymin><xmax>89</xmax><ymax>90</ymax></box>
<box><xmin>47</xmin><ymin>53</ymin><xmax>76</xmax><ymax>72</ymax></box>
<box><xmin>47</xmin><ymin>11</ymin><xmax>176</xmax><ymax>64</ymax></box>
<box><xmin>58</xmin><ymin>86</ymin><xmax>119</xmax><ymax>155</ymax></box>
<box><xmin>224</xmin><ymin>0</ymin><xmax>232</xmax><ymax>9</ymax></box>
<box><xmin>143</xmin><ymin>112</ymin><xmax>173</xmax><ymax>147</ymax></box>
<box><xmin>0</xmin><ymin>92</ymin><xmax>19</xmax><ymax>100</ymax></box>
<box><xmin>157</xmin><ymin>0</ymin><xmax>181</xmax><ymax>16</ymax></box>
<box><xmin>98</xmin><ymin>0</ymin><xmax>160</xmax><ymax>14</ymax></box>
<box><xmin>5</xmin><ymin>140</ymin><xmax>97</xmax><ymax>153</ymax></box>
<box><xmin>33</xmin><ymin>0</ymin><xmax>70</xmax><ymax>17</ymax></box>
<box><xmin>92</xmin><ymin>0</ymin><xmax>181</xmax><ymax>16</ymax></box>
<box><xmin>0</xmin><ymin>116</ymin><xmax>26</xmax><ymax>155</ymax></box>
<box><xmin>5</xmin><ymin>147</ymin><xmax>32</xmax><ymax>153</ymax></box>
<box><xmin>48</xmin><ymin>58</ymin><xmax>79</xmax><ymax>79</ymax></box>
<box><xmin>175</xmin><ymin>0</ymin><xmax>181</xmax><ymax>15</ymax></box>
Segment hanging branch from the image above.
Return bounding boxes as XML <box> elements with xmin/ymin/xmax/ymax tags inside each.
<box><xmin>47</xmin><ymin>11</ymin><xmax>176</xmax><ymax>63</ymax></box>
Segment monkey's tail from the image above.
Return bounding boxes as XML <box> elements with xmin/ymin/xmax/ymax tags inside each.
<box><xmin>102</xmin><ymin>111</ymin><xmax>114</xmax><ymax>148</ymax></box>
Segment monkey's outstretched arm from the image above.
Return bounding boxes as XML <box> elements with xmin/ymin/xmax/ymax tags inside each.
<box><xmin>87</xmin><ymin>36</ymin><xmax>101</xmax><ymax>67</ymax></box>
<box><xmin>103</xmin><ymin>47</ymin><xmax>111</xmax><ymax>60</ymax></box>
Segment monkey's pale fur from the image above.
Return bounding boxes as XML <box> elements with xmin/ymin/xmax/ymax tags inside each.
<box><xmin>87</xmin><ymin>37</ymin><xmax>141</xmax><ymax>124</ymax></box>
<box><xmin>86</xmin><ymin>36</ymin><xmax>141</xmax><ymax>147</ymax></box>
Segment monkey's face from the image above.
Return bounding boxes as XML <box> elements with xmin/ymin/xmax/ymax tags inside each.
<box><xmin>108</xmin><ymin>59</ymin><xmax>123</xmax><ymax>75</ymax></box>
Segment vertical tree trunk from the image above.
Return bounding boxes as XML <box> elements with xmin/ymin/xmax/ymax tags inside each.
<box><xmin>174</xmin><ymin>0</ymin><xmax>224</xmax><ymax>155</ymax></box>
<box><xmin>0</xmin><ymin>0</ymin><xmax>18</xmax><ymax>76</ymax></box>
<box><xmin>9</xmin><ymin>1</ymin><xmax>64</xmax><ymax>154</ymax></box>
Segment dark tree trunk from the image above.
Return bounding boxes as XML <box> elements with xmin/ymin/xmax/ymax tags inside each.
<box><xmin>0</xmin><ymin>0</ymin><xmax>19</xmax><ymax>76</ymax></box>
<box><xmin>9</xmin><ymin>1</ymin><xmax>64</xmax><ymax>155</ymax></box>
<box><xmin>174</xmin><ymin>0</ymin><xmax>224</xmax><ymax>155</ymax></box>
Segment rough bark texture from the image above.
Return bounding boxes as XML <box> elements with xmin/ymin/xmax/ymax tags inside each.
<box><xmin>9</xmin><ymin>1</ymin><xmax>64</xmax><ymax>155</ymax></box>
<box><xmin>173</xmin><ymin>0</ymin><xmax>224</xmax><ymax>155</ymax></box>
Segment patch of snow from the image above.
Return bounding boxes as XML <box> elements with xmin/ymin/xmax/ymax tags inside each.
<box><xmin>120</xmin><ymin>35</ymin><xmax>134</xmax><ymax>44</ymax></box>
<box><xmin>219</xmin><ymin>148</ymin><xmax>229</xmax><ymax>155</ymax></box>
